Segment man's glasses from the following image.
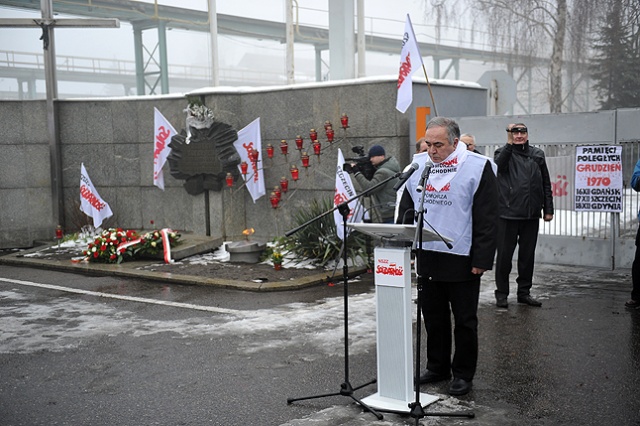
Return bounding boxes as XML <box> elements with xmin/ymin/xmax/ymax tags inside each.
<box><xmin>508</xmin><ymin>127</ymin><xmax>528</xmax><ymax>133</ymax></box>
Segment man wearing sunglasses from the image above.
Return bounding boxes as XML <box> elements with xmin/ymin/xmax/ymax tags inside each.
<box><xmin>494</xmin><ymin>123</ymin><xmax>554</xmax><ymax>308</ymax></box>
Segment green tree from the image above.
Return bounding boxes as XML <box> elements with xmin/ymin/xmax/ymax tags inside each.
<box><xmin>591</xmin><ymin>1</ymin><xmax>640</xmax><ymax>109</ymax></box>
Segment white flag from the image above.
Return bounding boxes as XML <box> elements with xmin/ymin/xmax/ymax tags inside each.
<box><xmin>334</xmin><ymin>149</ymin><xmax>364</xmax><ymax>240</ymax></box>
<box><xmin>153</xmin><ymin>107</ymin><xmax>177</xmax><ymax>190</ymax></box>
<box><xmin>396</xmin><ymin>14</ymin><xmax>424</xmax><ymax>113</ymax></box>
<box><xmin>234</xmin><ymin>117</ymin><xmax>266</xmax><ymax>203</ymax></box>
<box><xmin>79</xmin><ymin>163</ymin><xmax>113</xmax><ymax>228</ymax></box>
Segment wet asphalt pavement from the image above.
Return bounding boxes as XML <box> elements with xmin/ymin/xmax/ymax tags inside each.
<box><xmin>0</xmin><ymin>260</ymin><xmax>639</xmax><ymax>425</ymax></box>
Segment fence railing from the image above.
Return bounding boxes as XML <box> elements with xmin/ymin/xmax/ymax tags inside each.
<box><xmin>481</xmin><ymin>141</ymin><xmax>640</xmax><ymax>240</ymax></box>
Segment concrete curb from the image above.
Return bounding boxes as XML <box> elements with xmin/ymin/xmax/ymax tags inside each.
<box><xmin>0</xmin><ymin>237</ymin><xmax>368</xmax><ymax>292</ymax></box>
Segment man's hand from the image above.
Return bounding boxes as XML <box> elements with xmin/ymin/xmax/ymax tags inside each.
<box><xmin>543</xmin><ymin>214</ymin><xmax>554</xmax><ymax>222</ymax></box>
<box><xmin>506</xmin><ymin>123</ymin><xmax>515</xmax><ymax>145</ymax></box>
<box><xmin>471</xmin><ymin>267</ymin><xmax>486</xmax><ymax>275</ymax></box>
<box><xmin>343</xmin><ymin>163</ymin><xmax>358</xmax><ymax>174</ymax></box>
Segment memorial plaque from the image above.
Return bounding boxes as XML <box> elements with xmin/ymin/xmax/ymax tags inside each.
<box><xmin>168</xmin><ymin>120</ymin><xmax>241</xmax><ymax>195</ymax></box>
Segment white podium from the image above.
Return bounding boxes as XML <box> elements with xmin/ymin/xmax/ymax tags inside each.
<box><xmin>347</xmin><ymin>223</ymin><xmax>443</xmax><ymax>413</ymax></box>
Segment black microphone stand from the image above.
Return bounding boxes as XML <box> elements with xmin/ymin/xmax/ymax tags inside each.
<box><xmin>285</xmin><ymin>170</ymin><xmax>406</xmax><ymax>420</ymax></box>
<box><xmin>405</xmin><ymin>165</ymin><xmax>474</xmax><ymax>424</ymax></box>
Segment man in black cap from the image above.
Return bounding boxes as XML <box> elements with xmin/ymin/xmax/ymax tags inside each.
<box><xmin>494</xmin><ymin>123</ymin><xmax>554</xmax><ymax>308</ymax></box>
<box><xmin>347</xmin><ymin>144</ymin><xmax>400</xmax><ymax>223</ymax></box>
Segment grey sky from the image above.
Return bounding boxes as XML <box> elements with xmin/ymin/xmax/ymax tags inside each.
<box><xmin>0</xmin><ymin>1</ymin><xmax>499</xmax><ymax>97</ymax></box>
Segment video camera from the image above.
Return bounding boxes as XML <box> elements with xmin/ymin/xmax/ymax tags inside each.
<box><xmin>344</xmin><ymin>146</ymin><xmax>375</xmax><ymax>180</ymax></box>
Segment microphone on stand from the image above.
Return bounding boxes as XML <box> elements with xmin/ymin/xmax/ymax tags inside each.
<box><xmin>416</xmin><ymin>160</ymin><xmax>434</xmax><ymax>193</ymax></box>
<box><xmin>393</xmin><ymin>163</ymin><xmax>419</xmax><ymax>191</ymax></box>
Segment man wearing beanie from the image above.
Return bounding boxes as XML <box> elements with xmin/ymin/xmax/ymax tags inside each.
<box><xmin>348</xmin><ymin>144</ymin><xmax>400</xmax><ymax>223</ymax></box>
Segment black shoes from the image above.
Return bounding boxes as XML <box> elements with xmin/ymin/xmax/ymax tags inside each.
<box><xmin>418</xmin><ymin>370</ymin><xmax>451</xmax><ymax>384</ymax></box>
<box><xmin>517</xmin><ymin>295</ymin><xmax>542</xmax><ymax>307</ymax></box>
<box><xmin>419</xmin><ymin>371</ymin><xmax>472</xmax><ymax>396</ymax></box>
<box><xmin>497</xmin><ymin>295</ymin><xmax>542</xmax><ymax>307</ymax></box>
<box><xmin>448</xmin><ymin>378</ymin><xmax>473</xmax><ymax>396</ymax></box>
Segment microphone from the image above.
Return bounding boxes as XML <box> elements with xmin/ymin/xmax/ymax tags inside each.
<box><xmin>416</xmin><ymin>160</ymin><xmax>434</xmax><ymax>193</ymax></box>
<box><xmin>393</xmin><ymin>162</ymin><xmax>419</xmax><ymax>191</ymax></box>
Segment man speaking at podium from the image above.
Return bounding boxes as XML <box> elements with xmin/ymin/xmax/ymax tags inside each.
<box><xmin>396</xmin><ymin>117</ymin><xmax>498</xmax><ymax>396</ymax></box>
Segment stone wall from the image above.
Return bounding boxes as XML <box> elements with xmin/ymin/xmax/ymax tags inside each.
<box><xmin>0</xmin><ymin>78</ymin><xmax>487</xmax><ymax>248</ymax></box>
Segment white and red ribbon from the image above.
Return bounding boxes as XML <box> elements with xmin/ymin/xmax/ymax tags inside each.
<box><xmin>160</xmin><ymin>228</ymin><xmax>174</xmax><ymax>264</ymax></box>
<box><xmin>116</xmin><ymin>237</ymin><xmax>142</xmax><ymax>256</ymax></box>
<box><xmin>115</xmin><ymin>228</ymin><xmax>175</xmax><ymax>264</ymax></box>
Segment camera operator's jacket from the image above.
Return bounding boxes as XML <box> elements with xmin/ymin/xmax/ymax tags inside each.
<box><xmin>494</xmin><ymin>141</ymin><xmax>554</xmax><ymax>220</ymax></box>
<box><xmin>353</xmin><ymin>156</ymin><xmax>400</xmax><ymax>222</ymax></box>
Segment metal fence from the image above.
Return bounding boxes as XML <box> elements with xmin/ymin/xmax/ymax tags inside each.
<box><xmin>481</xmin><ymin>140</ymin><xmax>640</xmax><ymax>240</ymax></box>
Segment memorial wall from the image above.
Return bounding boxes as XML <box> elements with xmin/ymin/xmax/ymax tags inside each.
<box><xmin>0</xmin><ymin>78</ymin><xmax>487</xmax><ymax>248</ymax></box>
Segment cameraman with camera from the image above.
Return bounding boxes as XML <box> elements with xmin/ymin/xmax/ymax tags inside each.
<box><xmin>344</xmin><ymin>144</ymin><xmax>400</xmax><ymax>223</ymax></box>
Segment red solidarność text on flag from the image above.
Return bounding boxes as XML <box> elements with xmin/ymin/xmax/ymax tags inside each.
<box><xmin>396</xmin><ymin>14</ymin><xmax>424</xmax><ymax>114</ymax></box>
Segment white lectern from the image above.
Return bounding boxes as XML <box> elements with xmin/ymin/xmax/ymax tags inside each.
<box><xmin>347</xmin><ymin>223</ymin><xmax>444</xmax><ymax>413</ymax></box>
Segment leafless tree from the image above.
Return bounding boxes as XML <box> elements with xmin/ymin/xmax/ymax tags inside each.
<box><xmin>423</xmin><ymin>0</ymin><xmax>604</xmax><ymax>113</ymax></box>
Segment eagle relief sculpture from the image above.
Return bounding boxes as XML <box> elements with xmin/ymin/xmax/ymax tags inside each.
<box><xmin>167</xmin><ymin>104</ymin><xmax>241</xmax><ymax>195</ymax></box>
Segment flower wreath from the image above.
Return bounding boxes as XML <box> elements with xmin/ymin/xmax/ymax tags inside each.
<box><xmin>84</xmin><ymin>228</ymin><xmax>181</xmax><ymax>264</ymax></box>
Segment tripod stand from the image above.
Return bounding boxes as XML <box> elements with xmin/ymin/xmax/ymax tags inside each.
<box><xmin>286</xmin><ymin>172</ymin><xmax>406</xmax><ymax>420</ymax></box>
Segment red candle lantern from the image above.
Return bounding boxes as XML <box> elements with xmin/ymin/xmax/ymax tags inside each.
<box><xmin>55</xmin><ymin>225</ymin><xmax>63</xmax><ymax>240</ymax></box>
<box><xmin>313</xmin><ymin>140</ymin><xmax>321</xmax><ymax>156</ymax></box>
<box><xmin>326</xmin><ymin>128</ymin><xmax>335</xmax><ymax>142</ymax></box>
<box><xmin>290</xmin><ymin>165</ymin><xmax>300</xmax><ymax>181</ymax></box>
<box><xmin>309</xmin><ymin>129</ymin><xmax>318</xmax><ymax>142</ymax></box>
<box><xmin>324</xmin><ymin>120</ymin><xmax>332</xmax><ymax>131</ymax></box>
<box><xmin>249</xmin><ymin>148</ymin><xmax>259</xmax><ymax>163</ymax></box>
<box><xmin>295</xmin><ymin>135</ymin><xmax>304</xmax><ymax>150</ymax></box>
<box><xmin>273</xmin><ymin>185</ymin><xmax>282</xmax><ymax>201</ymax></box>
<box><xmin>280</xmin><ymin>139</ymin><xmax>288</xmax><ymax>155</ymax></box>
<box><xmin>340</xmin><ymin>113</ymin><xmax>349</xmax><ymax>129</ymax></box>
<box><xmin>240</xmin><ymin>161</ymin><xmax>248</xmax><ymax>175</ymax></box>
<box><xmin>280</xmin><ymin>176</ymin><xmax>289</xmax><ymax>192</ymax></box>
<box><xmin>266</xmin><ymin>143</ymin><xmax>274</xmax><ymax>159</ymax></box>
<box><xmin>301</xmin><ymin>152</ymin><xmax>310</xmax><ymax>168</ymax></box>
<box><xmin>225</xmin><ymin>172</ymin><xmax>234</xmax><ymax>187</ymax></box>
<box><xmin>270</xmin><ymin>192</ymin><xmax>279</xmax><ymax>209</ymax></box>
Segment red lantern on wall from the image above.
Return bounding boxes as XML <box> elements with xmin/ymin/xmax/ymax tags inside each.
<box><xmin>280</xmin><ymin>176</ymin><xmax>289</xmax><ymax>192</ymax></box>
<box><xmin>326</xmin><ymin>128</ymin><xmax>335</xmax><ymax>142</ymax></box>
<box><xmin>324</xmin><ymin>120</ymin><xmax>332</xmax><ymax>131</ymax></box>
<box><xmin>309</xmin><ymin>129</ymin><xmax>318</xmax><ymax>142</ymax></box>
<box><xmin>249</xmin><ymin>148</ymin><xmax>259</xmax><ymax>163</ymax></box>
<box><xmin>340</xmin><ymin>113</ymin><xmax>349</xmax><ymax>129</ymax></box>
<box><xmin>295</xmin><ymin>135</ymin><xmax>304</xmax><ymax>150</ymax></box>
<box><xmin>270</xmin><ymin>192</ymin><xmax>279</xmax><ymax>209</ymax></box>
<box><xmin>55</xmin><ymin>225</ymin><xmax>63</xmax><ymax>240</ymax></box>
<box><xmin>266</xmin><ymin>143</ymin><xmax>274</xmax><ymax>159</ymax></box>
<box><xmin>240</xmin><ymin>161</ymin><xmax>248</xmax><ymax>175</ymax></box>
<box><xmin>225</xmin><ymin>172</ymin><xmax>234</xmax><ymax>187</ymax></box>
<box><xmin>301</xmin><ymin>152</ymin><xmax>310</xmax><ymax>168</ymax></box>
<box><xmin>290</xmin><ymin>165</ymin><xmax>300</xmax><ymax>181</ymax></box>
<box><xmin>280</xmin><ymin>139</ymin><xmax>289</xmax><ymax>155</ymax></box>
<box><xmin>273</xmin><ymin>185</ymin><xmax>282</xmax><ymax>201</ymax></box>
<box><xmin>313</xmin><ymin>140</ymin><xmax>321</xmax><ymax>156</ymax></box>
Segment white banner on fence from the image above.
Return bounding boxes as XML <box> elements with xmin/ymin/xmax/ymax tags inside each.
<box><xmin>546</xmin><ymin>156</ymin><xmax>575</xmax><ymax>212</ymax></box>
<box><xmin>574</xmin><ymin>146</ymin><xmax>623</xmax><ymax>213</ymax></box>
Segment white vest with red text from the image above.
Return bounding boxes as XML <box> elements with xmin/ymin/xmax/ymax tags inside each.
<box><xmin>405</xmin><ymin>153</ymin><xmax>490</xmax><ymax>256</ymax></box>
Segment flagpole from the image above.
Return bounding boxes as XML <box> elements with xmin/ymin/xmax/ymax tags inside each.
<box><xmin>421</xmin><ymin>63</ymin><xmax>438</xmax><ymax>117</ymax></box>
<box><xmin>406</xmin><ymin>13</ymin><xmax>438</xmax><ymax>117</ymax></box>
<box><xmin>396</xmin><ymin>14</ymin><xmax>438</xmax><ymax>117</ymax></box>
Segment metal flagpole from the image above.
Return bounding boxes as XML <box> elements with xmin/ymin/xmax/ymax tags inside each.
<box><xmin>421</xmin><ymin>63</ymin><xmax>438</xmax><ymax>117</ymax></box>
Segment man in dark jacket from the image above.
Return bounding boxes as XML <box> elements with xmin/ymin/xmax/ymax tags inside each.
<box><xmin>494</xmin><ymin>123</ymin><xmax>554</xmax><ymax>308</ymax></box>
<box><xmin>349</xmin><ymin>144</ymin><xmax>400</xmax><ymax>223</ymax></box>
<box><xmin>397</xmin><ymin>117</ymin><xmax>498</xmax><ymax>396</ymax></box>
